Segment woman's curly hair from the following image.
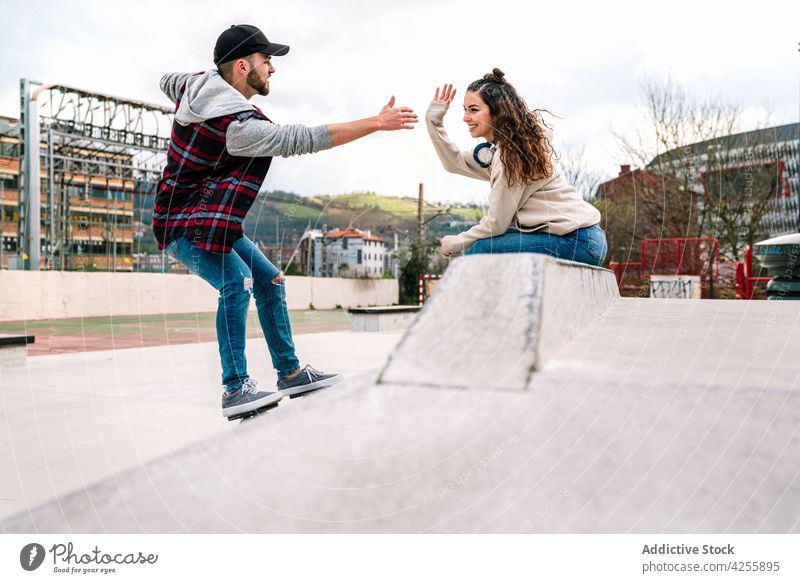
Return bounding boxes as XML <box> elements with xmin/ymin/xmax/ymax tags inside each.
<box><xmin>467</xmin><ymin>68</ymin><xmax>555</xmax><ymax>187</ymax></box>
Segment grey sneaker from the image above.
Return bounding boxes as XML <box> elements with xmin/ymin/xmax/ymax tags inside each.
<box><xmin>277</xmin><ymin>365</ymin><xmax>343</xmax><ymax>397</ymax></box>
<box><xmin>222</xmin><ymin>378</ymin><xmax>282</xmax><ymax>418</ymax></box>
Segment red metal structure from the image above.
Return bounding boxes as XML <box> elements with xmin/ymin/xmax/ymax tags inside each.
<box><xmin>740</xmin><ymin>245</ymin><xmax>771</xmax><ymax>300</ymax></box>
<box><xmin>607</xmin><ymin>261</ymin><xmax>644</xmax><ymax>295</ymax></box>
<box><xmin>609</xmin><ymin>238</ymin><xmax>770</xmax><ymax>300</ymax></box>
<box><xmin>639</xmin><ymin>238</ymin><xmax>719</xmax><ymax>299</ymax></box>
<box><xmin>418</xmin><ymin>273</ymin><xmax>443</xmax><ymax>306</ymax></box>
<box><xmin>640</xmin><ymin>238</ymin><xmax>719</xmax><ymax>278</ymax></box>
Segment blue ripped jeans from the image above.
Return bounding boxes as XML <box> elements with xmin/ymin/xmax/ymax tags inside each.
<box><xmin>464</xmin><ymin>223</ymin><xmax>608</xmax><ymax>266</ymax></box>
<box><xmin>165</xmin><ymin>234</ymin><xmax>300</xmax><ymax>391</ymax></box>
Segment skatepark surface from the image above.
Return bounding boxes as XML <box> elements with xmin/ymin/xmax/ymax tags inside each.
<box><xmin>2</xmin><ymin>254</ymin><xmax>799</xmax><ymax>533</ymax></box>
<box><xmin>0</xmin><ymin>329</ymin><xmax>403</xmax><ymax>519</ymax></box>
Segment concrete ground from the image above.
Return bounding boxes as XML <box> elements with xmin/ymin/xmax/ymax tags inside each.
<box><xmin>5</xmin><ymin>297</ymin><xmax>799</xmax><ymax>533</ymax></box>
<box><xmin>0</xmin><ymin>329</ymin><xmax>403</xmax><ymax>519</ymax></box>
<box><xmin>3</xmin><ymin>255</ymin><xmax>799</xmax><ymax>533</ymax></box>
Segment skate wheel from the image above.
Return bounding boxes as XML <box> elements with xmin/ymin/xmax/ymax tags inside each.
<box><xmin>226</xmin><ymin>402</ymin><xmax>279</xmax><ymax>422</ymax></box>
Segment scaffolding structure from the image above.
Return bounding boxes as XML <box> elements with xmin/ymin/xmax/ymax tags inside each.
<box><xmin>17</xmin><ymin>79</ymin><xmax>173</xmax><ymax>271</ymax></box>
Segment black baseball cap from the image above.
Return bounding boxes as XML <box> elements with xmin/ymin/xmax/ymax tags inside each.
<box><xmin>214</xmin><ymin>24</ymin><xmax>289</xmax><ymax>66</ymax></box>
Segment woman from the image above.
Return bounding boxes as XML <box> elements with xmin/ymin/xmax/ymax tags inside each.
<box><xmin>426</xmin><ymin>69</ymin><xmax>607</xmax><ymax>266</ymax></box>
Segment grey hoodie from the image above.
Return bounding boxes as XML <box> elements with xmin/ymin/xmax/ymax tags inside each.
<box><xmin>159</xmin><ymin>70</ymin><xmax>332</xmax><ymax>158</ymax></box>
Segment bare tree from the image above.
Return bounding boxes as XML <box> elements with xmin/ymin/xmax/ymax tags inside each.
<box><xmin>557</xmin><ymin>141</ymin><xmax>605</xmax><ymax>201</ymax></box>
<box><xmin>591</xmin><ymin>194</ymin><xmax>647</xmax><ymax>265</ymax></box>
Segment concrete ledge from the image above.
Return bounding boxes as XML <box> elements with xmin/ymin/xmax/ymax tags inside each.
<box><xmin>348</xmin><ymin>306</ymin><xmax>421</xmax><ymax>315</ymax></box>
<box><xmin>3</xmin><ymin>299</ymin><xmax>800</xmax><ymax>533</ymax></box>
<box><xmin>349</xmin><ymin>305</ymin><xmax>422</xmax><ymax>332</ymax></box>
<box><xmin>0</xmin><ymin>271</ymin><xmax>399</xmax><ymax>321</ymax></box>
<box><xmin>0</xmin><ymin>334</ymin><xmax>35</xmax><ymax>347</ymax></box>
<box><xmin>0</xmin><ymin>334</ymin><xmax>34</xmax><ymax>368</ymax></box>
<box><xmin>378</xmin><ymin>253</ymin><xmax>618</xmax><ymax>391</ymax></box>
<box><xmin>5</xmin><ymin>313</ymin><xmax>800</xmax><ymax>535</ymax></box>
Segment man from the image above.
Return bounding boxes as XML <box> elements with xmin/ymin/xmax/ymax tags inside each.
<box><xmin>153</xmin><ymin>24</ymin><xmax>417</xmax><ymax>420</ymax></box>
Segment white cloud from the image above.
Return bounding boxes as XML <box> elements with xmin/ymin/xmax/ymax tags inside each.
<box><xmin>1</xmin><ymin>0</ymin><xmax>797</xmax><ymax>202</ymax></box>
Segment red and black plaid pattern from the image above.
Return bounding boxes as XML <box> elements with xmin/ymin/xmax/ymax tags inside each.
<box><xmin>153</xmin><ymin>90</ymin><xmax>273</xmax><ymax>254</ymax></box>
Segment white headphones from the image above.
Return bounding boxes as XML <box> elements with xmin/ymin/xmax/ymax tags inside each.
<box><xmin>473</xmin><ymin>141</ymin><xmax>496</xmax><ymax>168</ymax></box>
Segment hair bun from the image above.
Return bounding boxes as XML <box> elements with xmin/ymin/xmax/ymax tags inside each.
<box><xmin>484</xmin><ymin>68</ymin><xmax>506</xmax><ymax>83</ymax></box>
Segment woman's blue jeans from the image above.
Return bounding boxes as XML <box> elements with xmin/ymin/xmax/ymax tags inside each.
<box><xmin>165</xmin><ymin>234</ymin><xmax>300</xmax><ymax>391</ymax></box>
<box><xmin>464</xmin><ymin>223</ymin><xmax>608</xmax><ymax>266</ymax></box>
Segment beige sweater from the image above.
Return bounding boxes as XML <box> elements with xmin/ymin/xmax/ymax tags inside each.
<box><xmin>426</xmin><ymin>102</ymin><xmax>601</xmax><ymax>254</ymax></box>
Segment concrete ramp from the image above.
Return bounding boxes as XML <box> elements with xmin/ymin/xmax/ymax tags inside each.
<box><xmin>379</xmin><ymin>254</ymin><xmax>618</xmax><ymax>390</ymax></box>
<box><xmin>4</xmin><ymin>256</ymin><xmax>800</xmax><ymax>534</ymax></box>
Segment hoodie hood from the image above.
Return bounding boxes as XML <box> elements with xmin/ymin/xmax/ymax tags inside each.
<box><xmin>175</xmin><ymin>70</ymin><xmax>256</xmax><ymax>125</ymax></box>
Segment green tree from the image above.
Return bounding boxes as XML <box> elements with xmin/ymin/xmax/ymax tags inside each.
<box><xmin>399</xmin><ymin>241</ymin><xmax>438</xmax><ymax>305</ymax></box>
<box><xmin>283</xmin><ymin>262</ymin><xmax>304</xmax><ymax>276</ymax></box>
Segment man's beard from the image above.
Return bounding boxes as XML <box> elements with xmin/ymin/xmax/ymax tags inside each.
<box><xmin>247</xmin><ymin>69</ymin><xmax>269</xmax><ymax>96</ymax></box>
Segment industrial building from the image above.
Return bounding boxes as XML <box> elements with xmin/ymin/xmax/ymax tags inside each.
<box><xmin>1</xmin><ymin>80</ymin><xmax>173</xmax><ymax>271</ymax></box>
<box><xmin>647</xmin><ymin>122</ymin><xmax>799</xmax><ymax>238</ymax></box>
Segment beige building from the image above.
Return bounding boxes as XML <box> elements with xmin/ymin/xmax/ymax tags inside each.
<box><xmin>300</xmin><ymin>226</ymin><xmax>387</xmax><ymax>278</ymax></box>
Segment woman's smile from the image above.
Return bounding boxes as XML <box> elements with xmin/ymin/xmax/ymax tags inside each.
<box><xmin>463</xmin><ymin>91</ymin><xmax>493</xmax><ymax>141</ymax></box>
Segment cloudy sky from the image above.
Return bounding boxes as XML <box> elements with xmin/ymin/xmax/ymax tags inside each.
<box><xmin>0</xmin><ymin>0</ymin><xmax>797</xmax><ymax>203</ymax></box>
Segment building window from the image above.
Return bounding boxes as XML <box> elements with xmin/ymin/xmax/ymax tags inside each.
<box><xmin>1</xmin><ymin>142</ymin><xmax>18</xmax><ymax>158</ymax></box>
<box><xmin>357</xmin><ymin>249</ymin><xmax>362</xmax><ymax>264</ymax></box>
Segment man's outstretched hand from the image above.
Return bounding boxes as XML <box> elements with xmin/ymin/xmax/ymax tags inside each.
<box><xmin>328</xmin><ymin>96</ymin><xmax>417</xmax><ymax>147</ymax></box>
<box><xmin>377</xmin><ymin>96</ymin><xmax>418</xmax><ymax>130</ymax></box>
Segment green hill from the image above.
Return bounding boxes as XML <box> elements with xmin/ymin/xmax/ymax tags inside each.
<box><xmin>315</xmin><ymin>192</ymin><xmax>421</xmax><ymax>218</ymax></box>
<box><xmin>244</xmin><ymin>190</ymin><xmax>483</xmax><ymax>245</ymax></box>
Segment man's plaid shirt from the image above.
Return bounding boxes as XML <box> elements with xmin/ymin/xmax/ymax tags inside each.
<box><xmin>153</xmin><ymin>90</ymin><xmax>273</xmax><ymax>254</ymax></box>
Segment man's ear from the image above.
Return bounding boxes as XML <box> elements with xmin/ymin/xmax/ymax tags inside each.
<box><xmin>235</xmin><ymin>58</ymin><xmax>249</xmax><ymax>76</ymax></box>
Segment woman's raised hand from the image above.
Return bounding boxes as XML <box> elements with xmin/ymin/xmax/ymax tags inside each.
<box><xmin>377</xmin><ymin>96</ymin><xmax>418</xmax><ymax>131</ymax></box>
<box><xmin>433</xmin><ymin>84</ymin><xmax>457</xmax><ymax>106</ymax></box>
